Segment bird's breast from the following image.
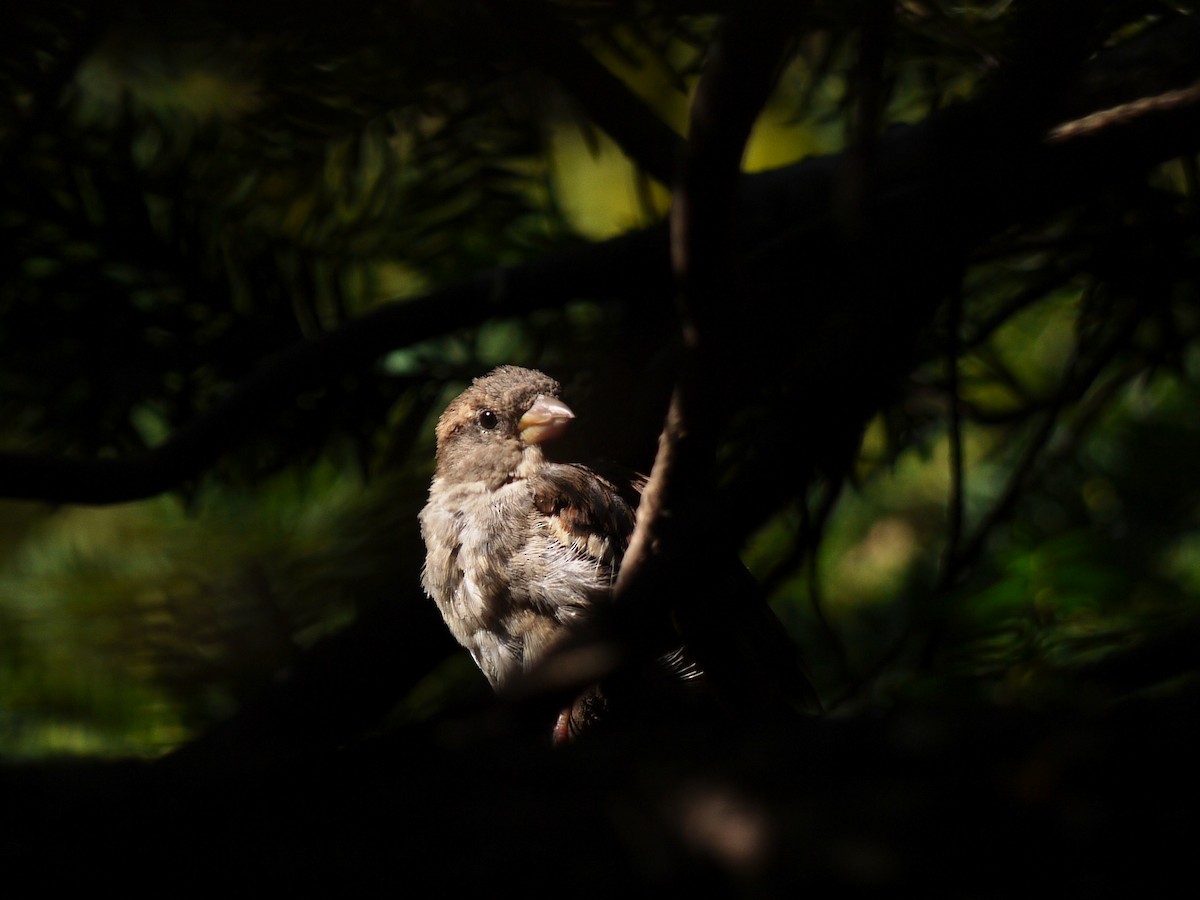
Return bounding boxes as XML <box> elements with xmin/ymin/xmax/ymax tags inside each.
<box><xmin>419</xmin><ymin>478</ymin><xmax>616</xmax><ymax>688</ymax></box>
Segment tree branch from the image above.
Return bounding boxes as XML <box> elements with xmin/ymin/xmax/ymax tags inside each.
<box><xmin>620</xmin><ymin>1</ymin><xmax>801</xmax><ymax>584</ymax></box>
<box><xmin>612</xmin><ymin>2</ymin><xmax>812</xmax><ymax>716</ymax></box>
<box><xmin>0</xmin><ymin>229</ymin><xmax>671</xmax><ymax>503</ymax></box>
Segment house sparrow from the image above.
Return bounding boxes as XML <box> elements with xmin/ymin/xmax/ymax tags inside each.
<box><xmin>419</xmin><ymin>365</ymin><xmax>637</xmax><ymax>695</ymax></box>
<box><xmin>420</xmin><ymin>365</ymin><xmax>819</xmax><ymax>737</ymax></box>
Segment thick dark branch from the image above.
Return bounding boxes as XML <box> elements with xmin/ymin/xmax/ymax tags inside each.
<box><xmin>617</xmin><ymin>4</ymin><xmax>797</xmax><ymax>600</ymax></box>
<box><xmin>0</xmin><ymin>230</ymin><xmax>670</xmax><ymax>503</ymax></box>
<box><xmin>611</xmin><ymin>3</ymin><xmax>815</xmax><ymax>717</ymax></box>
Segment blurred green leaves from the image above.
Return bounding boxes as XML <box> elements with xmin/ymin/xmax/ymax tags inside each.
<box><xmin>0</xmin><ymin>460</ymin><xmax>429</xmax><ymax>756</ymax></box>
<box><xmin>3</xmin><ymin>1</ymin><xmax>1200</xmax><ymax>757</ymax></box>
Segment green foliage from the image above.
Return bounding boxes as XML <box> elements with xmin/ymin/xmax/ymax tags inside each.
<box><xmin>2</xmin><ymin>1</ymin><xmax>1200</xmax><ymax>756</ymax></box>
<box><xmin>1</xmin><ymin>1</ymin><xmax>573</xmax><ymax>473</ymax></box>
<box><xmin>0</xmin><ymin>460</ymin><xmax>432</xmax><ymax>755</ymax></box>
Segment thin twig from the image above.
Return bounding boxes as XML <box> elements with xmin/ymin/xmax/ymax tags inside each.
<box><xmin>1048</xmin><ymin>83</ymin><xmax>1200</xmax><ymax>143</ymax></box>
<box><xmin>755</xmin><ymin>479</ymin><xmax>851</xmax><ymax>685</ymax></box>
<box><xmin>950</xmin><ymin>310</ymin><xmax>1137</xmax><ymax>578</ymax></box>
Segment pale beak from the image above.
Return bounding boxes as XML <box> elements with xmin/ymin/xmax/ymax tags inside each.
<box><xmin>518</xmin><ymin>396</ymin><xmax>575</xmax><ymax>444</ymax></box>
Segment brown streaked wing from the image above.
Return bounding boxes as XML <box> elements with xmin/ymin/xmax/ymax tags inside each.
<box><xmin>531</xmin><ymin>463</ymin><xmax>637</xmax><ymax>569</ymax></box>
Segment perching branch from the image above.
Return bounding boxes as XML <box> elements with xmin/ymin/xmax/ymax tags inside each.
<box><xmin>612</xmin><ymin>2</ymin><xmax>818</xmax><ymax>718</ymax></box>
<box><xmin>616</xmin><ymin>3</ymin><xmax>799</xmax><ymax>598</ymax></box>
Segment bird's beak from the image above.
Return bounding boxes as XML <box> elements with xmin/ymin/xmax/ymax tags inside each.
<box><xmin>519</xmin><ymin>396</ymin><xmax>575</xmax><ymax>445</ymax></box>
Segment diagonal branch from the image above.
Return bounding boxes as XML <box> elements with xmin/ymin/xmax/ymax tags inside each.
<box><xmin>0</xmin><ymin>228</ymin><xmax>671</xmax><ymax>503</ymax></box>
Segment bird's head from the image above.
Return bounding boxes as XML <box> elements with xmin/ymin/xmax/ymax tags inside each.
<box><xmin>433</xmin><ymin>365</ymin><xmax>575</xmax><ymax>488</ymax></box>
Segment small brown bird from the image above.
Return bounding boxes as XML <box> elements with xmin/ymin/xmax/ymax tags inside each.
<box><xmin>420</xmin><ymin>365</ymin><xmax>819</xmax><ymax>739</ymax></box>
<box><xmin>419</xmin><ymin>365</ymin><xmax>636</xmax><ymax>695</ymax></box>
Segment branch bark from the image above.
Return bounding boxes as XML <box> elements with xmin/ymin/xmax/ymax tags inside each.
<box><xmin>610</xmin><ymin>3</ymin><xmax>815</xmax><ymax>716</ymax></box>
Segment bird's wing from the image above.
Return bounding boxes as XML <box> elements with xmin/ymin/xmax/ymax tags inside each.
<box><xmin>529</xmin><ymin>463</ymin><xmax>637</xmax><ymax>573</ymax></box>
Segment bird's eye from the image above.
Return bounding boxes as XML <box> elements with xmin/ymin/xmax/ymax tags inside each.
<box><xmin>477</xmin><ymin>409</ymin><xmax>499</xmax><ymax>430</ymax></box>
